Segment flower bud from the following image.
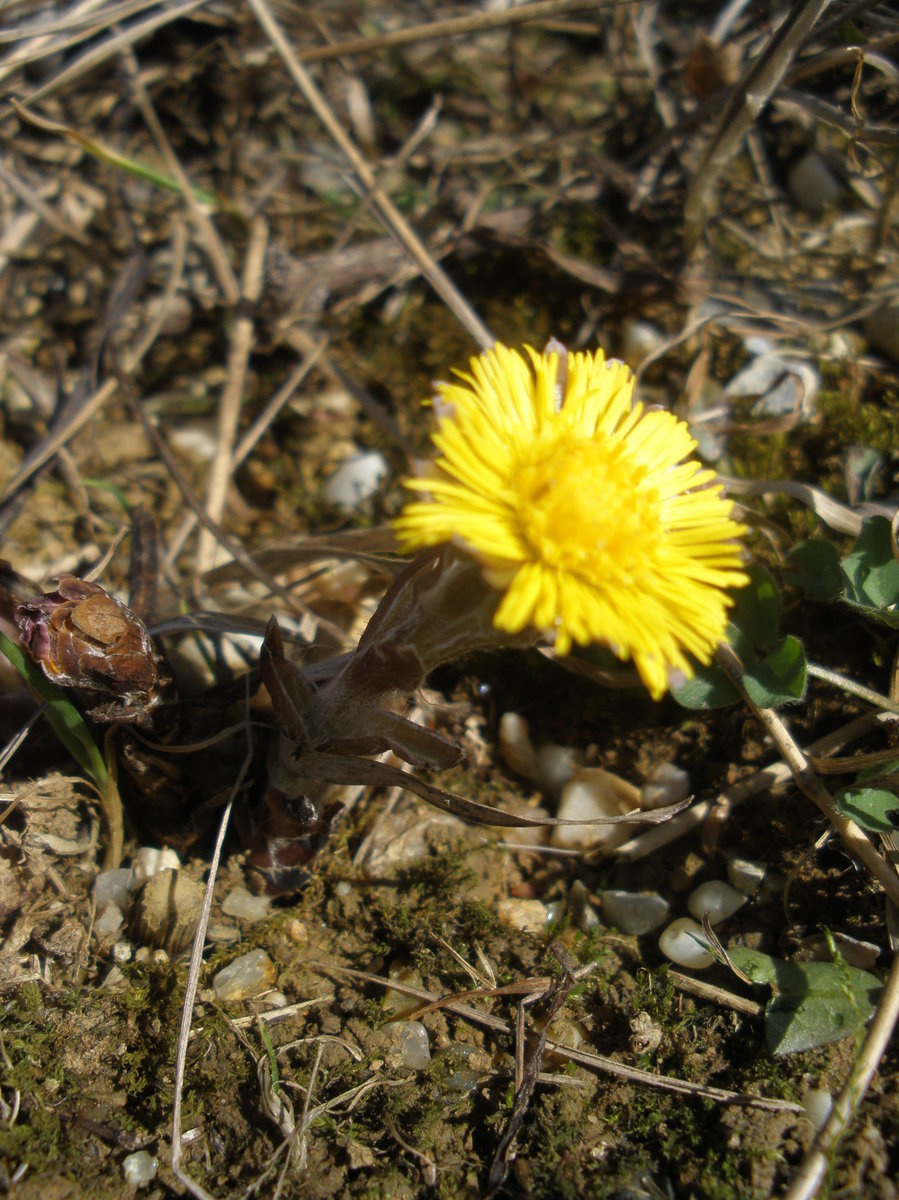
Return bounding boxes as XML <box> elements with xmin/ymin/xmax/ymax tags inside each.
<box><xmin>16</xmin><ymin>574</ymin><xmax>171</xmax><ymax>726</ymax></box>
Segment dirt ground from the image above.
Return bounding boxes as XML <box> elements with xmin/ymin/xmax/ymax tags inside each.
<box><xmin>1</xmin><ymin>2</ymin><xmax>899</xmax><ymax>1198</ymax></box>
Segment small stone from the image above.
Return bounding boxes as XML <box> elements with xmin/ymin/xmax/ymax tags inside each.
<box><xmin>221</xmin><ymin>887</ymin><xmax>270</xmax><ymax>924</ymax></box>
<box><xmin>687</xmin><ymin>880</ymin><xmax>747</xmax><ymax>925</ymax></box>
<box><xmin>787</xmin><ymin>150</ymin><xmax>842</xmax><ymax>212</ymax></box>
<box><xmin>429</xmin><ymin>1044</ymin><xmax>486</xmax><ymax>1097</ymax></box>
<box><xmin>360</xmin><ymin>811</ymin><xmax>468</xmax><ymax>878</ymax></box>
<box><xmin>724</xmin><ymin>352</ymin><xmax>785</xmax><ymax>398</ymax></box>
<box><xmin>100</xmin><ymin>965</ymin><xmax>128</xmax><ymax>990</ymax></box>
<box><xmin>498</xmin><ymin>712</ymin><xmax>537</xmax><ymax>778</ymax></box>
<box><xmin>621</xmin><ymin>319</ymin><xmax>664</xmax><ymax>366</ymax></box>
<box><xmin>727</xmin><ymin>856</ymin><xmax>767</xmax><ymax>895</ymax></box>
<box><xmin>132</xmin><ymin>845</ymin><xmax>181</xmax><ymax>889</ymax></box>
<box><xmin>534</xmin><ymin>744</ymin><xmax>579</xmax><ymax>794</ymax></box>
<box><xmin>497</xmin><ymin>897</ymin><xmax>549</xmax><ymax>935</ymax></box>
<box><xmin>129</xmin><ymin>869</ymin><xmax>204</xmax><ymax>955</ymax></box>
<box><xmin>601</xmin><ymin>890</ymin><xmax>670</xmax><ymax>935</ymax></box>
<box><xmin>800</xmin><ymin>932</ymin><xmax>880</xmax><ymax>971</ymax></box>
<box><xmin>122</xmin><ymin>1149</ymin><xmax>158</xmax><ymax>1188</ymax></box>
<box><xmin>658</xmin><ymin>918</ymin><xmax>715</xmax><ymax>969</ymax></box>
<box><xmin>568</xmin><ymin>880</ymin><xmax>602</xmax><ymax>934</ymax></box>
<box><xmin>641</xmin><ymin>762</ymin><xmax>690</xmax><ymax>810</ymax></box>
<box><xmin>803</xmin><ymin>1088</ymin><xmax>833</xmax><ymax>1131</ymax></box>
<box><xmin>212</xmin><ymin>949</ymin><xmax>278</xmax><ymax>1002</ymax></box>
<box><xmin>283</xmin><ymin>918</ymin><xmax>309</xmax><ymax>945</ymax></box>
<box><xmin>93</xmin><ymin>868</ymin><xmax>132</xmax><ymax>910</ymax></box>
<box><xmin>169</xmin><ymin>422</ymin><xmax>217</xmax><ymax>462</ymax></box>
<box><xmin>546</xmin><ymin>1016</ymin><xmax>589</xmax><ymax>1056</ymax></box>
<box><xmin>751</xmin><ymin>364</ymin><xmax>818</xmax><ymax>421</ymax></box>
<box><xmin>392</xmin><ymin>1020</ymin><xmax>431</xmax><ymax>1070</ymax></box>
<box><xmin>112</xmin><ymin>940</ymin><xmax>134</xmax><ymax>965</ymax></box>
<box><xmin>206</xmin><ymin>921</ymin><xmax>240</xmax><ymax>943</ymax></box>
<box><xmin>551</xmin><ymin>768</ymin><xmax>642</xmax><ymax>851</ymax></box>
<box><xmin>384</xmin><ymin>961</ymin><xmax>425</xmax><ymax>1019</ymax></box>
<box><xmin>323</xmin><ymin>450</ymin><xmax>388</xmax><ymax>511</ymax></box>
<box><xmin>95</xmin><ymin>904</ymin><xmax>124</xmax><ymax>938</ymax></box>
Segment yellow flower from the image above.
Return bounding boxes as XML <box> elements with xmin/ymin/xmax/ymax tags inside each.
<box><xmin>394</xmin><ymin>343</ymin><xmax>748</xmax><ymax>699</ymax></box>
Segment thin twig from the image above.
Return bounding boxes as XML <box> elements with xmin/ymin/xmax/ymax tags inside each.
<box><xmin>684</xmin><ymin>0</ymin><xmax>832</xmax><ymax>249</ymax></box>
<box><xmin>171</xmin><ymin>699</ymin><xmax>255</xmax><ymax>1200</ymax></box>
<box><xmin>246</xmin><ymin>0</ymin><xmax>494</xmax><ymax>350</ymax></box>
<box><xmin>196</xmin><ymin>214</ymin><xmax>268</xmax><ymax>574</ymax></box>
<box><xmin>297</xmin><ymin>0</ymin><xmax>612</xmax><ymax>64</ymax></box>
<box><xmin>319</xmin><ymin>964</ymin><xmax>802</xmax><ymax>1113</ymax></box>
<box><xmin>806</xmin><ymin>662</ymin><xmax>899</xmax><ymax>718</ymax></box>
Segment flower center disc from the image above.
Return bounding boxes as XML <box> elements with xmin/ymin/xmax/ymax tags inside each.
<box><xmin>515</xmin><ymin>434</ymin><xmax>662</xmax><ymax>575</ymax></box>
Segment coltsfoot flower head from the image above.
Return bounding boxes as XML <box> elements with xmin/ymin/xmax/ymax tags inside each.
<box><xmin>394</xmin><ymin>342</ymin><xmax>748</xmax><ymax>699</ymax></box>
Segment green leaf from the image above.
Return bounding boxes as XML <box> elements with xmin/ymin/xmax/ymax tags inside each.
<box><xmin>841</xmin><ymin>517</ymin><xmax>899</xmax><ymax>624</ymax></box>
<box><xmin>835</xmin><ymin>786</ymin><xmax>899</xmax><ymax>833</ymax></box>
<box><xmin>670</xmin><ymin>660</ymin><xmax>739</xmax><ymax>710</ymax></box>
<box><xmin>0</xmin><ymin>631</ymin><xmax>108</xmax><ymax>789</ymax></box>
<box><xmin>742</xmin><ymin>635</ymin><xmax>807</xmax><ymax>708</ymax></box>
<box><xmin>783</xmin><ymin>539</ymin><xmax>843</xmax><ymax>601</ymax></box>
<box><xmin>728</xmin><ymin>947</ymin><xmax>882</xmax><ymax>1055</ymax></box>
<box><xmin>672</xmin><ymin>567</ymin><xmax>789</xmax><ymax>711</ymax></box>
<box><xmin>672</xmin><ymin>635</ymin><xmax>806</xmax><ymax>711</ymax></box>
<box><xmin>731</xmin><ymin>564</ymin><xmax>782</xmax><ymax>648</ymax></box>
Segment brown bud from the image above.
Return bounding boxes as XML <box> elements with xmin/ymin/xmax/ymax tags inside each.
<box><xmin>16</xmin><ymin>574</ymin><xmax>172</xmax><ymax>727</ymax></box>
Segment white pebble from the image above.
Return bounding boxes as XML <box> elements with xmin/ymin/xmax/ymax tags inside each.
<box><xmin>601</xmin><ymin>890</ymin><xmax>670</xmax><ymax>935</ymax></box>
<box><xmin>93</xmin><ymin>868</ymin><xmax>132</xmax><ymax>911</ymax></box>
<box><xmin>261</xmin><ymin>991</ymin><xmax>289</xmax><ymax>1010</ymax></box>
<box><xmin>534</xmin><ymin>744</ymin><xmax>579</xmax><ymax>793</ymax></box>
<box><xmin>658</xmin><ymin>918</ymin><xmax>715</xmax><ymax>969</ymax></box>
<box><xmin>95</xmin><ymin>904</ymin><xmax>124</xmax><ymax>938</ymax></box>
<box><xmin>169</xmin><ymin>422</ymin><xmax>217</xmax><ymax>462</ymax></box>
<box><xmin>641</xmin><ymin>762</ymin><xmax>690</xmax><ymax>810</ymax></box>
<box><xmin>803</xmin><ymin>1088</ymin><xmax>833</xmax><ymax>1131</ymax></box>
<box><xmin>551</xmin><ymin>768</ymin><xmax>641</xmax><ymax>851</ymax></box>
<box><xmin>393</xmin><ymin>1020</ymin><xmax>431</xmax><ymax>1070</ymax></box>
<box><xmin>727</xmin><ymin>856</ymin><xmax>766</xmax><ymax>895</ymax></box>
<box><xmin>687</xmin><ymin>880</ymin><xmax>747</xmax><ymax>925</ymax></box>
<box><xmin>122</xmin><ymin>1150</ymin><xmax>158</xmax><ymax>1188</ymax></box>
<box><xmin>497</xmin><ymin>897</ymin><xmax>549</xmax><ymax>935</ymax></box>
<box><xmin>132</xmin><ymin>845</ymin><xmax>181</xmax><ymax>888</ymax></box>
<box><xmin>212</xmin><ymin>949</ymin><xmax>277</xmax><ymax>1002</ymax></box>
<box><xmin>323</xmin><ymin>450</ymin><xmax>388</xmax><ymax>511</ymax></box>
<box><xmin>221</xmin><ymin>887</ymin><xmax>270</xmax><ymax>924</ymax></box>
<box><xmin>498</xmin><ymin>712</ymin><xmax>536</xmax><ymax>778</ymax></box>
<box><xmin>112</xmin><ymin>940</ymin><xmax>134</xmax><ymax>965</ymax></box>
